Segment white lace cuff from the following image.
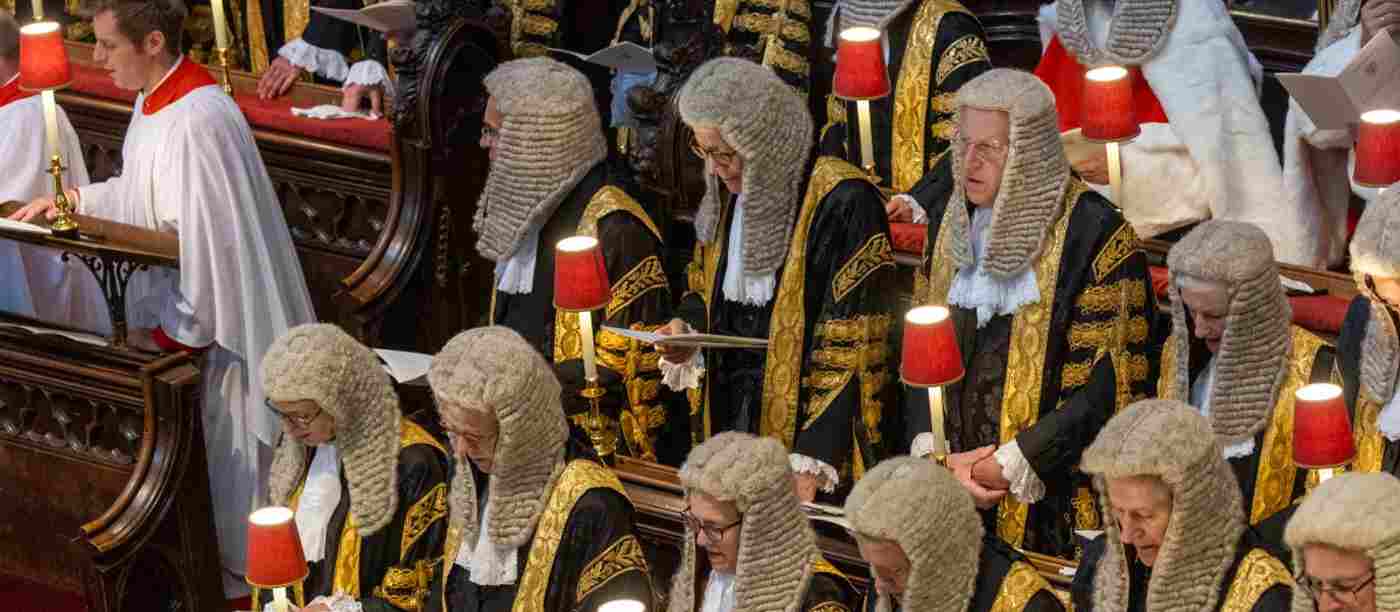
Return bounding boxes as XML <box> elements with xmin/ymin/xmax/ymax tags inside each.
<box><xmin>994</xmin><ymin>441</ymin><xmax>1046</xmax><ymax>504</ymax></box>
<box><xmin>910</xmin><ymin>432</ymin><xmax>937</xmax><ymax>458</ymax></box>
<box><xmin>659</xmin><ymin>350</ymin><xmax>705</xmax><ymax>391</ymax></box>
<box><xmin>892</xmin><ymin>194</ymin><xmax>928</xmax><ymax>225</ymax></box>
<box><xmin>789</xmin><ymin>453</ymin><xmax>838</xmax><ymax>493</ymax></box>
<box><xmin>306</xmin><ymin>593</ymin><xmax>362</xmax><ymax>612</ymax></box>
<box><xmin>344</xmin><ymin>60</ymin><xmax>394</xmax><ymax>97</ymax></box>
<box><xmin>278</xmin><ymin>38</ymin><xmax>350</xmax><ymax>82</ymax></box>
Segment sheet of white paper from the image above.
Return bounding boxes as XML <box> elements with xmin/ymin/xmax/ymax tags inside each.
<box><xmin>0</xmin><ymin>323</ymin><xmax>107</xmax><ymax>347</ymax></box>
<box><xmin>548</xmin><ymin>42</ymin><xmax>656</xmax><ymax>73</ymax></box>
<box><xmin>374</xmin><ymin>348</ymin><xmax>433</xmax><ymax>383</ymax></box>
<box><xmin>803</xmin><ymin>502</ymin><xmax>852</xmax><ymax>530</ymax></box>
<box><xmin>600</xmin><ymin>325</ymin><xmax>768</xmax><ymax>349</ymax></box>
<box><xmin>312</xmin><ymin>0</ymin><xmax>415</xmax><ymax>33</ymax></box>
<box><xmin>1278</xmin><ymin>74</ymin><xmax>1357</xmax><ymax>130</ymax></box>
<box><xmin>1280</xmin><ymin>29</ymin><xmax>1400</xmax><ymax>130</ymax></box>
<box><xmin>1279</xmin><ymin>276</ymin><xmax>1317</xmax><ymax>295</ymax></box>
<box><xmin>0</xmin><ymin>216</ymin><xmax>52</xmax><ymax>235</ymax></box>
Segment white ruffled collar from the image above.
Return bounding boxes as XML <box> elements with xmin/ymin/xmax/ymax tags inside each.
<box><xmin>721</xmin><ymin>194</ymin><xmax>777</xmax><ymax>307</ymax></box>
<box><xmin>701</xmin><ymin>570</ymin><xmax>737</xmax><ymax>612</ymax></box>
<box><xmin>1190</xmin><ymin>354</ymin><xmax>1258</xmax><ymax>458</ymax></box>
<box><xmin>294</xmin><ymin>444</ymin><xmax>342</xmax><ymax>563</ymax></box>
<box><xmin>454</xmin><ymin>488</ymin><xmax>521</xmax><ymax>586</ymax></box>
<box><xmin>494</xmin><ymin>227</ymin><xmax>541</xmax><ymax>295</ymax></box>
<box><xmin>948</xmin><ymin>207</ymin><xmax>1041</xmax><ymax>327</ymax></box>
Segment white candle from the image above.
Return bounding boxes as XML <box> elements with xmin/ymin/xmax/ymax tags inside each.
<box><xmin>1318</xmin><ymin>467</ymin><xmax>1335</xmax><ymax>483</ymax></box>
<box><xmin>1106</xmin><ymin>141</ymin><xmax>1123</xmax><ymax>206</ymax></box>
<box><xmin>579</xmin><ymin>310</ymin><xmax>599</xmax><ymax>383</ymax></box>
<box><xmin>927</xmin><ymin>386</ymin><xmax>947</xmax><ymax>456</ymax></box>
<box><xmin>41</xmin><ymin>89</ymin><xmax>59</xmax><ymax>161</ymax></box>
<box><xmin>210</xmin><ymin>0</ymin><xmax>230</xmax><ymax>50</ymax></box>
<box><xmin>271</xmin><ymin>586</ymin><xmax>290</xmax><ymax>612</ymax></box>
<box><xmin>31</xmin><ymin>0</ymin><xmax>42</xmax><ymax>21</ymax></box>
<box><xmin>857</xmin><ymin>99</ymin><xmax>875</xmax><ymax>174</ymax></box>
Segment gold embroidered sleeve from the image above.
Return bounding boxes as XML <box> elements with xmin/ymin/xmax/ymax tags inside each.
<box><xmin>989</xmin><ymin>560</ymin><xmax>1055</xmax><ymax>612</ymax></box>
<box><xmin>820</xmin><ymin>94</ymin><xmax>848</xmax><ymax>146</ymax></box>
<box><xmin>1092</xmin><ymin>222</ymin><xmax>1141</xmax><ymax>283</ymax></box>
<box><xmin>935</xmin><ymin>34</ymin><xmax>990</xmax><ymax>86</ymax></box>
<box><xmin>802</xmin><ymin>315</ymin><xmax>893</xmax><ymax>444</ymax></box>
<box><xmin>833</xmin><ymin>234</ymin><xmax>895</xmax><ymax>303</ymax></box>
<box><xmin>400</xmin><ymin>483</ymin><xmax>449</xmax><ymax>560</ymax></box>
<box><xmin>1220</xmin><ymin>549</ymin><xmax>1292</xmax><ymax>612</ymax></box>
<box><xmin>607</xmin><ymin>256</ymin><xmax>669</xmax><ymax>319</ymax></box>
<box><xmin>576</xmin><ymin>535</ymin><xmax>650</xmax><ymax>603</ymax></box>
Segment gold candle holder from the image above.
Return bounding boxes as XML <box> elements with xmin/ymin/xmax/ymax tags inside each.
<box><xmin>579</xmin><ymin>380</ymin><xmax>619</xmax><ymax>460</ymax></box>
<box><xmin>215</xmin><ymin>46</ymin><xmax>234</xmax><ymax>96</ymax></box>
<box><xmin>48</xmin><ymin>155</ymin><xmax>78</xmax><ymax>239</ymax></box>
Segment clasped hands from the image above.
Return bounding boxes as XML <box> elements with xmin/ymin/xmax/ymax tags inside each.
<box><xmin>946</xmin><ymin>445</ymin><xmax>1011</xmax><ymax>509</ymax></box>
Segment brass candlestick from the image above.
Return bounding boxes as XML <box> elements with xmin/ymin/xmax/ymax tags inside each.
<box><xmin>215</xmin><ymin>46</ymin><xmax>234</xmax><ymax>95</ymax></box>
<box><xmin>578</xmin><ymin>381</ymin><xmax>618</xmax><ymax>461</ymax></box>
<box><xmin>48</xmin><ymin>155</ymin><xmax>78</xmax><ymax>239</ymax></box>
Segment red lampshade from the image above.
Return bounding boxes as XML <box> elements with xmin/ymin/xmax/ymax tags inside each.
<box><xmin>833</xmin><ymin>27</ymin><xmax>890</xmax><ymax>101</ymax></box>
<box><xmin>1293</xmin><ymin>383</ymin><xmax>1356</xmax><ymax>469</ymax></box>
<box><xmin>554</xmin><ymin>236</ymin><xmax>611</xmax><ymax>312</ymax></box>
<box><xmin>1354</xmin><ymin>109</ymin><xmax>1400</xmax><ymax>188</ymax></box>
<box><xmin>900</xmin><ymin>306</ymin><xmax>964</xmax><ymax>388</ymax></box>
<box><xmin>1081</xmin><ymin>66</ymin><xmax>1139</xmax><ymax>142</ymax></box>
<box><xmin>246</xmin><ymin>507</ymin><xmax>308</xmax><ymax>589</ymax></box>
<box><xmin>18</xmin><ymin>22</ymin><xmax>71</xmax><ymax>92</ymax></box>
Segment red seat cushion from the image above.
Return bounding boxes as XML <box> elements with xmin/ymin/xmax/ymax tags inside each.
<box><xmin>891</xmin><ymin>222</ymin><xmax>925</xmax><ymax>256</ymax></box>
<box><xmin>67</xmin><ymin>63</ymin><xmax>392</xmax><ymax>153</ymax></box>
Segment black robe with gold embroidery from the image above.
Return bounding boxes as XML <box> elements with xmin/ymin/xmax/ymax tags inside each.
<box><xmin>490</xmin><ymin>162</ymin><xmax>672</xmax><ymax>462</ymax></box>
<box><xmin>863</xmin><ymin>537</ymin><xmax>1064</xmax><ymax>612</ymax></box>
<box><xmin>426</xmin><ymin>436</ymin><xmax>653</xmax><ymax>612</ymax></box>
<box><xmin>1338</xmin><ymin>295</ymin><xmax>1400</xmax><ymax>476</ymax></box>
<box><xmin>818</xmin><ymin>0</ymin><xmax>991</xmax><ymax>195</ymax></box>
<box><xmin>260</xmin><ymin>422</ymin><xmax>450</xmax><ymax>612</ymax></box>
<box><xmin>1156</xmin><ymin>327</ymin><xmax>1334</xmax><ymax>538</ymax></box>
<box><xmin>673</xmin><ymin>156</ymin><xmax>899</xmax><ymax>489</ymax></box>
<box><xmin>508</xmin><ymin>0</ymin><xmax>631</xmax><ymax>127</ymax></box>
<box><xmin>714</xmin><ymin>0</ymin><xmax>814</xmax><ymax>92</ymax></box>
<box><xmin>913</xmin><ymin>181</ymin><xmax>1158</xmax><ymax>559</ymax></box>
<box><xmin>1072</xmin><ymin>533</ymin><xmax>1292</xmax><ymax>612</ymax></box>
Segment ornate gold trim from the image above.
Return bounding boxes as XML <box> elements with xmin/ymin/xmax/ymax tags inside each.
<box><xmin>372</xmin><ymin>560</ymin><xmax>434</xmax><ymax>611</ymax></box>
<box><xmin>1220</xmin><ymin>549</ymin><xmax>1292</xmax><ymax>612</ymax></box>
<box><xmin>1353</xmin><ymin>397</ymin><xmax>1385</xmax><ymax>473</ymax></box>
<box><xmin>334</xmin><ymin>513</ymin><xmax>362</xmax><ymax>598</ymax></box>
<box><xmin>762</xmin><ymin>157</ymin><xmax>873</xmax><ymax>449</ymax></box>
<box><xmin>765</xmin><ymin>43</ymin><xmax>810</xmax><ymax>76</ymax></box>
<box><xmin>514</xmin><ymin>460</ymin><xmax>628</xmax><ymax>612</ymax></box>
<box><xmin>811</xmin><ymin>343</ymin><xmax>890</xmax><ymax>370</ymax></box>
<box><xmin>575</xmin><ymin>535</ymin><xmax>649</xmax><ymax>603</ymax></box>
<box><xmin>578</xmin><ymin>186</ymin><xmax>663</xmax><ymax>242</ymax></box>
<box><xmin>892</xmin><ymin>0</ymin><xmax>968</xmax><ymax>192</ymax></box>
<box><xmin>930</xmin><ymin>91</ymin><xmax>958</xmax><ymax>114</ymax></box>
<box><xmin>989</xmin><ymin>560</ymin><xmax>1054</xmax><ymax>612</ymax></box>
<box><xmin>1250</xmin><ymin>327</ymin><xmax>1328</xmax><ymax>525</ymax></box>
<box><xmin>1060</xmin><ymin>359</ymin><xmax>1094</xmax><ymax>390</ymax></box>
<box><xmin>996</xmin><ymin>181</ymin><xmax>1078</xmax><ymax>548</ymax></box>
<box><xmin>925</xmin><ymin>201</ymin><xmax>958</xmax><ymax>305</ymax></box>
<box><xmin>802</xmin><ymin>369</ymin><xmax>854</xmax><ymax>431</ymax></box>
<box><xmin>607</xmin><ymin>256</ymin><xmax>668</xmax><ymax>319</ymax></box>
<box><xmin>1158</xmin><ymin>336</ymin><xmax>1179</xmax><ymax>400</ymax></box>
<box><xmin>1092</xmin><ymin>222</ymin><xmax>1141</xmax><ymax>283</ymax></box>
<box><xmin>1076</xmin><ymin>279</ymin><xmax>1148</xmax><ymax>314</ymax></box>
<box><xmin>936</xmin><ymin>34</ymin><xmax>990</xmax><ymax>85</ymax></box>
<box><xmin>734</xmin><ymin>11</ymin><xmax>810</xmax><ymax>43</ymax></box>
<box><xmin>520</xmin><ymin>14</ymin><xmax>559</xmax><ymax>36</ymax></box>
<box><xmin>1068</xmin><ymin>317</ymin><xmax>1149</xmax><ymax>351</ymax></box>
<box><xmin>400</xmin><ymin>483</ymin><xmax>448</xmax><ymax>561</ymax></box>
<box><xmin>714</xmin><ymin>0</ymin><xmax>739</xmax><ymax>32</ymax></box>
<box><xmin>818</xmin><ymin>315</ymin><xmax>892</xmax><ymax>343</ymax></box>
<box><xmin>833</xmin><ymin>234</ymin><xmax>895</xmax><ymax>303</ymax></box>
<box><xmin>821</xmin><ymin>93</ymin><xmax>848</xmax><ymax>146</ymax></box>
<box><xmin>748</xmin><ymin>0</ymin><xmax>811</xmax><ymax>18</ymax></box>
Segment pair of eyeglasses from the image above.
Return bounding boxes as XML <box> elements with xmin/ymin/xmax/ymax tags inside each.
<box><xmin>1296</xmin><ymin>572</ymin><xmax>1375</xmax><ymax>605</ymax></box>
<box><xmin>681</xmin><ymin>506</ymin><xmax>741</xmax><ymax>542</ymax></box>
<box><xmin>480</xmin><ymin>125</ymin><xmax>500</xmax><ymax>146</ymax></box>
<box><xmin>957</xmin><ymin>135</ymin><xmax>1011</xmax><ymax>166</ymax></box>
<box><xmin>265</xmin><ymin>399</ymin><xmax>323</xmax><ymax>428</ymax></box>
<box><xmin>689</xmin><ymin>136</ymin><xmax>740</xmax><ymax>167</ymax></box>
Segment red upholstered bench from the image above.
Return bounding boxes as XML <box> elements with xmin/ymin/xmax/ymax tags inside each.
<box><xmin>891</xmin><ymin>222</ymin><xmax>925</xmax><ymax>256</ymax></box>
<box><xmin>67</xmin><ymin>62</ymin><xmax>392</xmax><ymax>153</ymax></box>
<box><xmin>1149</xmin><ymin>265</ymin><xmax>1350</xmax><ymax>336</ymax></box>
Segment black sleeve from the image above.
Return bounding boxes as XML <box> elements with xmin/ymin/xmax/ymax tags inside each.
<box><xmin>362</xmin><ymin>445</ymin><xmax>450</xmax><ymax>612</ymax></box>
<box><xmin>801</xmin><ymin>572</ymin><xmax>857</xmax><ymax>612</ymax></box>
<box><xmin>1337</xmin><ymin>296</ymin><xmax>1370</xmax><ymax>413</ymax></box>
<box><xmin>1025</xmin><ymin>589</ymin><xmax>1068</xmax><ymax>612</ymax></box>
<box><xmin>300</xmin><ymin>0</ymin><xmax>361</xmax><ymax>55</ymax></box>
<box><xmin>1071</xmin><ymin>536</ymin><xmax>1105</xmax><ymax>612</ymax></box>
<box><xmin>554</xmin><ymin>489</ymin><xmax>654</xmax><ymax>612</ymax></box>
<box><xmin>1250</xmin><ymin>584</ymin><xmax>1293</xmax><ymax>612</ymax></box>
<box><xmin>1016</xmin><ymin>357</ymin><xmax>1118</xmax><ymax>478</ymax></box>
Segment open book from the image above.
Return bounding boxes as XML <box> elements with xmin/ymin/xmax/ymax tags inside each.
<box><xmin>547</xmin><ymin>41</ymin><xmax>656</xmax><ymax>73</ymax></box>
<box><xmin>1278</xmin><ymin>29</ymin><xmax>1400</xmax><ymax>130</ymax></box>
<box><xmin>0</xmin><ymin>216</ymin><xmax>51</xmax><ymax>236</ymax></box>
<box><xmin>311</xmin><ymin>0</ymin><xmax>415</xmax><ymax>33</ymax></box>
<box><xmin>601</xmin><ymin>325</ymin><xmax>769</xmax><ymax>350</ymax></box>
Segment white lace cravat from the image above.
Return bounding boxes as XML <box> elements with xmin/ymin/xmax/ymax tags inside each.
<box><xmin>494</xmin><ymin>227</ymin><xmax>541</xmax><ymax>295</ymax></box>
<box><xmin>721</xmin><ymin>195</ymin><xmax>777</xmax><ymax>306</ymax></box>
<box><xmin>454</xmin><ymin>490</ymin><xmax>521</xmax><ymax>586</ymax></box>
<box><xmin>1191</xmin><ymin>354</ymin><xmax>1257</xmax><ymax>458</ymax></box>
<box><xmin>948</xmin><ymin>207</ymin><xmax>1041</xmax><ymax>328</ymax></box>
<box><xmin>294</xmin><ymin>445</ymin><xmax>342</xmax><ymax>563</ymax></box>
<box><xmin>700</xmin><ymin>571</ymin><xmax>737</xmax><ymax>612</ymax></box>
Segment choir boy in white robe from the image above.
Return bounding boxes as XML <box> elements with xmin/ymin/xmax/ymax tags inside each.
<box><xmin>8</xmin><ymin>0</ymin><xmax>317</xmax><ymax>596</ymax></box>
<box><xmin>0</xmin><ymin>11</ymin><xmax>104</xmax><ymax>330</ymax></box>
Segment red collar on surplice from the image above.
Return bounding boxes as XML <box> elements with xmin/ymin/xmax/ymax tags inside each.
<box><xmin>0</xmin><ymin>76</ymin><xmax>37</xmax><ymax>110</ymax></box>
<box><xmin>1033</xmin><ymin>34</ymin><xmax>1169</xmax><ymax>133</ymax></box>
<box><xmin>142</xmin><ymin>58</ymin><xmax>218</xmax><ymax>116</ymax></box>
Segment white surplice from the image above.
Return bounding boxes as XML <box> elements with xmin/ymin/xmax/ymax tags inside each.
<box><xmin>1041</xmin><ymin>1</ymin><xmax>1310</xmax><ymax>265</ymax></box>
<box><xmin>0</xmin><ymin>76</ymin><xmax>107</xmax><ymax>332</ymax></box>
<box><xmin>74</xmin><ymin>58</ymin><xmax>317</xmax><ymax>590</ymax></box>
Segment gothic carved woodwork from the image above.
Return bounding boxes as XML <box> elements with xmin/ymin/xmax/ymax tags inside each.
<box><xmin>0</xmin><ymin>325</ymin><xmax>220</xmax><ymax>611</ymax></box>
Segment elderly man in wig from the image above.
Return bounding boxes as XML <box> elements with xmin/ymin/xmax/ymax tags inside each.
<box><xmin>666</xmin><ymin>431</ymin><xmax>857</xmax><ymax>612</ymax></box>
<box><xmin>844</xmin><ymin>456</ymin><xmax>1063</xmax><ymax>612</ymax></box>
<box><xmin>260</xmin><ymin>324</ymin><xmax>450</xmax><ymax>612</ymax></box>
<box><xmin>1072</xmin><ymin>399</ymin><xmax>1292</xmax><ymax>612</ymax></box>
<box><xmin>1281</xmin><ymin>0</ymin><xmax>1400</xmax><ymax>268</ymax></box>
<box><xmin>1284</xmin><ymin>472</ymin><xmax>1400</xmax><ymax>612</ymax></box>
<box><xmin>474</xmin><ymin>57</ymin><xmax>671</xmax><ymax>462</ymax></box>
<box><xmin>912</xmin><ymin>67</ymin><xmax>1157</xmax><ymax>559</ymax></box>
<box><xmin>1338</xmin><ymin>183</ymin><xmax>1400</xmax><ymax>477</ymax></box>
<box><xmin>1159</xmin><ymin>221</ymin><xmax>1335</xmax><ymax>536</ymax></box>
<box><xmin>819</xmin><ymin>0</ymin><xmax>993</xmax><ymax>215</ymax></box>
<box><xmin>425</xmin><ymin>326</ymin><xmax>653</xmax><ymax>612</ymax></box>
<box><xmin>656</xmin><ymin>57</ymin><xmax>899</xmax><ymax>502</ymax></box>
<box><xmin>1032</xmin><ymin>0</ymin><xmax>1316</xmax><ymax>265</ymax></box>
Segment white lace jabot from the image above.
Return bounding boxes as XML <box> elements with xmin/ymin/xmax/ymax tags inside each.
<box><xmin>948</xmin><ymin>207</ymin><xmax>1041</xmax><ymax>328</ymax></box>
